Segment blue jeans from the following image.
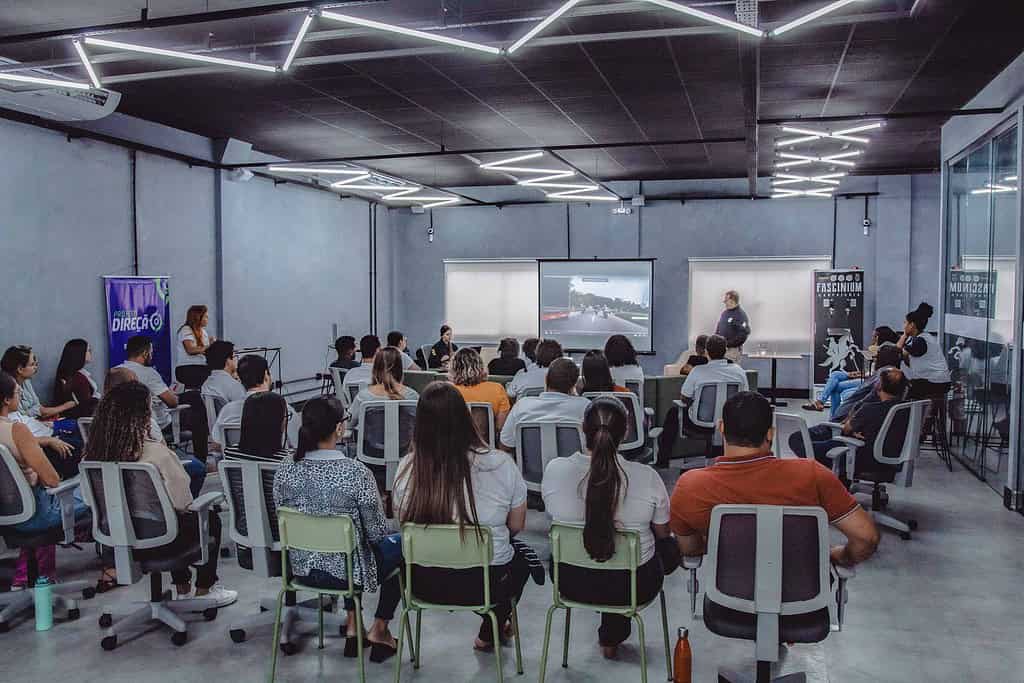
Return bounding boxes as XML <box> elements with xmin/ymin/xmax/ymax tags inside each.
<box><xmin>301</xmin><ymin>533</ymin><xmax>403</xmax><ymax>621</ymax></box>
<box><xmin>182</xmin><ymin>457</ymin><xmax>207</xmax><ymax>498</ymax></box>
<box><xmin>13</xmin><ymin>484</ymin><xmax>89</xmax><ymax>534</ymax></box>
<box><xmin>818</xmin><ymin>371</ymin><xmax>861</xmax><ymax>419</ymax></box>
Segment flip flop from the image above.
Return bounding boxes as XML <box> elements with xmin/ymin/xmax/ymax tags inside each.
<box><xmin>801</xmin><ymin>402</ymin><xmax>824</xmax><ymax>412</ymax></box>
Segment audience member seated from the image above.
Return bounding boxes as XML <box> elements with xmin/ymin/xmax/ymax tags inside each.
<box><xmin>427</xmin><ymin>325</ymin><xmax>458</xmax><ymax>370</ymax></box>
<box><xmin>605</xmin><ymin>334</ymin><xmax>644</xmax><ymax>388</ymax></box>
<box><xmin>211</xmin><ymin>354</ymin><xmax>298</xmax><ymax>450</ymax></box>
<box><xmin>657</xmin><ymin>334</ymin><xmax>749</xmax><ymax>467</ymax></box>
<box><xmin>522</xmin><ymin>337</ymin><xmax>540</xmax><ymax>371</ymax></box>
<box><xmin>331</xmin><ymin>335</ymin><xmax>360</xmax><ymax>371</ymax></box>
<box><xmin>500</xmin><ymin>358</ymin><xmax>590</xmax><ymax>451</ymax></box>
<box><xmin>898</xmin><ymin>302</ymin><xmax>952</xmax><ymax>399</ymax></box>
<box><xmin>103</xmin><ymin>367</ymin><xmax>164</xmax><ymax>444</ymax></box>
<box><xmin>865</xmin><ymin>325</ymin><xmax>900</xmax><ymax>371</ymax></box>
<box><xmin>175</xmin><ymin>305</ymin><xmax>214</xmax><ymax>390</ymax></box>
<box><xmin>670</xmin><ymin>391</ymin><xmax>880</xmax><ymax>570</ymax></box>
<box><xmin>541</xmin><ymin>397</ymin><xmax>677</xmax><ymax>660</ymax></box>
<box><xmin>578</xmin><ymin>350</ymin><xmax>628</xmax><ymax>394</ymax></box>
<box><xmin>450</xmin><ymin>348</ymin><xmax>511</xmax><ymax>434</ymax></box>
<box><xmin>488</xmin><ymin>338</ymin><xmax>528</xmax><ymax>377</ymax></box>
<box><xmin>200</xmin><ymin>340</ymin><xmax>245</xmax><ymax>407</ymax></box>
<box><xmin>53</xmin><ymin>338</ymin><xmax>100</xmax><ymax>419</ymax></box>
<box><xmin>394</xmin><ymin>382</ymin><xmax>530</xmax><ymax>652</ymax></box>
<box><xmin>1</xmin><ymin>345</ymin><xmax>76</xmax><ymax>419</ymax></box>
<box><xmin>0</xmin><ymin>371</ymin><xmax>88</xmax><ymax>591</ymax></box>
<box><xmin>347</xmin><ymin>347</ymin><xmax>420</xmax><ymax>434</ymax></box>
<box><xmin>790</xmin><ymin>369</ymin><xmax>909</xmax><ymax>479</ymax></box>
<box><xmin>825</xmin><ymin>345</ymin><xmax>903</xmax><ymax>423</ymax></box>
<box><xmin>387</xmin><ymin>330</ymin><xmax>421</xmax><ymax>371</ymax></box>
<box><xmin>506</xmin><ymin>339</ymin><xmax>563</xmax><ymax>400</ymax></box>
<box><xmin>224</xmin><ymin>392</ymin><xmax>293</xmax><ymax>462</ymax></box>
<box><xmin>803</xmin><ymin>326</ymin><xmax>898</xmax><ymax>417</ymax></box>
<box><xmin>343</xmin><ymin>335</ymin><xmax>379</xmax><ymax>390</ymax></box>
<box><xmin>273</xmin><ymin>396</ymin><xmax>402</xmax><ymax>662</ymax></box>
<box><xmin>84</xmin><ymin>381</ymin><xmax>236</xmax><ymax>606</ymax></box>
<box><xmin>677</xmin><ymin>334</ymin><xmax>710</xmax><ymax>377</ymax></box>
<box><xmin>117</xmin><ymin>335</ymin><xmax>208</xmax><ymax>463</ymax></box>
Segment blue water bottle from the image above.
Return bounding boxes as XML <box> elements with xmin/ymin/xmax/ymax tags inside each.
<box><xmin>34</xmin><ymin>576</ymin><xmax>54</xmax><ymax>631</ymax></box>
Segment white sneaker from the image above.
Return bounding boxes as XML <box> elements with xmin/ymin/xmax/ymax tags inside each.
<box><xmin>173</xmin><ymin>585</ymin><xmax>194</xmax><ymax>600</ymax></box>
<box><xmin>197</xmin><ymin>585</ymin><xmax>238</xmax><ymax>608</ymax></box>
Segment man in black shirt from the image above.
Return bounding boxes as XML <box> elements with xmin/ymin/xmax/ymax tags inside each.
<box><xmin>330</xmin><ymin>336</ymin><xmax>360</xmax><ymax>370</ymax></box>
<box><xmin>715</xmin><ymin>290</ymin><xmax>750</xmax><ymax>363</ymax></box>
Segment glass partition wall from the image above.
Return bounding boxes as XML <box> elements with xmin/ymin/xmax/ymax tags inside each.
<box><xmin>944</xmin><ymin>123</ymin><xmax>1019</xmax><ymax>494</ymax></box>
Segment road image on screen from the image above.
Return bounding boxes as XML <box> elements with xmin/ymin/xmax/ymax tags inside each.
<box><xmin>540</xmin><ymin>260</ymin><xmax>653</xmax><ymax>352</ymax></box>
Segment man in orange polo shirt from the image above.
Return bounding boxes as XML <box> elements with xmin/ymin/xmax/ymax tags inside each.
<box><xmin>670</xmin><ymin>391</ymin><xmax>879</xmax><ymax>568</ymax></box>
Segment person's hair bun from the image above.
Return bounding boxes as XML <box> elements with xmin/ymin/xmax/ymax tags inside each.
<box><xmin>916</xmin><ymin>302</ymin><xmax>934</xmax><ymax>317</ymax></box>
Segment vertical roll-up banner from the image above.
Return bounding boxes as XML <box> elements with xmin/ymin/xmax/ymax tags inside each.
<box><xmin>811</xmin><ymin>269</ymin><xmax>865</xmax><ymax>393</ymax></box>
<box><xmin>104</xmin><ymin>276</ymin><xmax>173</xmax><ymax>384</ymax></box>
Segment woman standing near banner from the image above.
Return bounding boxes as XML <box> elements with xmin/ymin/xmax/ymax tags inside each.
<box><xmin>176</xmin><ymin>305</ymin><xmax>215</xmax><ymax>390</ymax></box>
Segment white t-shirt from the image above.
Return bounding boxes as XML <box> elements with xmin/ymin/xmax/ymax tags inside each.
<box><xmin>400</xmin><ymin>352</ymin><xmax>417</xmax><ymax>370</ymax></box>
<box><xmin>201</xmin><ymin>369</ymin><xmax>246</xmax><ymax>407</ymax></box>
<box><xmin>394</xmin><ymin>448</ymin><xmax>527</xmax><ymax>566</ymax></box>
<box><xmin>542</xmin><ymin>452</ymin><xmax>670</xmax><ymax>564</ymax></box>
<box><xmin>177</xmin><ymin>327</ymin><xmax>210</xmax><ymax>366</ymax></box>
<box><xmin>342</xmin><ymin>363</ymin><xmax>373</xmax><ymax>389</ymax></box>
<box><xmin>211</xmin><ymin>389</ymin><xmax>299</xmax><ymax>449</ymax></box>
<box><xmin>680</xmin><ymin>359</ymin><xmax>749</xmax><ymax>423</ymax></box>
<box><xmin>119</xmin><ymin>360</ymin><xmax>172</xmax><ymax>428</ymax></box>
<box><xmin>7</xmin><ymin>411</ymin><xmax>52</xmax><ymax>438</ymax></box>
<box><xmin>499</xmin><ymin>391</ymin><xmax>590</xmax><ymax>448</ymax></box>
<box><xmin>347</xmin><ymin>385</ymin><xmax>419</xmax><ymax>431</ymax></box>
<box><xmin>610</xmin><ymin>364</ymin><xmax>645</xmax><ymax>388</ymax></box>
<box><xmin>506</xmin><ymin>366</ymin><xmax>548</xmax><ymax>399</ymax></box>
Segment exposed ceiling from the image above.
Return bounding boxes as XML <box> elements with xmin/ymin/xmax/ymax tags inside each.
<box><xmin>1</xmin><ymin>0</ymin><xmax>1022</xmax><ymax>196</ymax></box>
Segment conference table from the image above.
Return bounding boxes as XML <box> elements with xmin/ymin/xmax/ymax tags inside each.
<box><xmin>745</xmin><ymin>352</ymin><xmax>802</xmax><ymax>407</ymax></box>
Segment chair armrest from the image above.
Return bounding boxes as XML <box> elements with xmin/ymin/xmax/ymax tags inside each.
<box><xmin>672</xmin><ymin>399</ymin><xmax>686</xmax><ymax>410</ymax></box>
<box><xmin>188</xmin><ymin>491</ymin><xmax>225</xmax><ymax>565</ymax></box>
<box><xmin>682</xmin><ymin>555</ymin><xmax>702</xmax><ymax>570</ymax></box>
<box><xmin>46</xmin><ymin>476</ymin><xmax>80</xmax><ymax>497</ymax></box>
<box><xmin>643</xmin><ymin>407</ymin><xmax>655</xmax><ymax>417</ymax></box>
<box><xmin>830</xmin><ymin>564</ymin><xmax>855</xmax><ymax>630</ymax></box>
<box><xmin>45</xmin><ymin>476</ymin><xmax>81</xmax><ymax>545</ymax></box>
<box><xmin>187</xmin><ymin>491</ymin><xmax>225</xmax><ymax>513</ymax></box>
<box><xmin>649</xmin><ymin>427</ymin><xmax>664</xmax><ymax>439</ymax></box>
<box><xmin>822</xmin><ymin>421</ymin><xmax>845</xmax><ymax>432</ymax></box>
<box><xmin>832</xmin><ymin>565</ymin><xmax>856</xmax><ymax>580</ymax></box>
<box><xmin>683</xmin><ymin>555</ymin><xmax>702</xmax><ymax>616</ymax></box>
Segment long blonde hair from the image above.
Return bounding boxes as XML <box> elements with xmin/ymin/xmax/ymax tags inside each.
<box><xmin>179</xmin><ymin>305</ymin><xmax>208</xmax><ymax>343</ymax></box>
<box><xmin>372</xmin><ymin>347</ymin><xmax>406</xmax><ymax>399</ymax></box>
<box><xmin>449</xmin><ymin>347</ymin><xmax>486</xmax><ymax>387</ymax></box>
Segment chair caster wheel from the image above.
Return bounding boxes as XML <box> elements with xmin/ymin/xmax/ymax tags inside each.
<box><xmin>82</xmin><ymin>587</ymin><xmax>96</xmax><ymax>600</ymax></box>
<box><xmin>899</xmin><ymin>531</ymin><xmax>911</xmax><ymax>541</ymax></box>
<box><xmin>101</xmin><ymin>635</ymin><xmax>117</xmax><ymax>651</ymax></box>
<box><xmin>171</xmin><ymin>631</ymin><xmax>188</xmax><ymax>646</ymax></box>
<box><xmin>908</xmin><ymin>520</ymin><xmax>918</xmax><ymax>531</ymax></box>
<box><xmin>280</xmin><ymin>641</ymin><xmax>298</xmax><ymax>656</ymax></box>
<box><xmin>67</xmin><ymin>608</ymin><xmax>81</xmax><ymax>621</ymax></box>
<box><xmin>203</xmin><ymin>607</ymin><xmax>218</xmax><ymax>621</ymax></box>
<box><xmin>230</xmin><ymin>629</ymin><xmax>246</xmax><ymax>643</ymax></box>
<box><xmin>99</xmin><ymin>613</ymin><xmax>113</xmax><ymax>628</ymax></box>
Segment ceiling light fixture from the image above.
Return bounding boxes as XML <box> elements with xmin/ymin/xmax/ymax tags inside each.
<box><xmin>72</xmin><ymin>39</ymin><xmax>102</xmax><ymax>89</ymax></box>
<box><xmin>772</xmin><ymin>173</ymin><xmax>841</xmax><ymax>186</ymax></box>
<box><xmin>268</xmin><ymin>165</ymin><xmax>366</xmax><ymax>175</ymax></box>
<box><xmin>777</xmin><ymin>151</ymin><xmax>861</xmax><ymax>168</ymax></box>
<box><xmin>84</xmin><ymin>36</ymin><xmax>278</xmax><ymax>73</ymax></box>
<box><xmin>776</xmin><ymin>124</ymin><xmax>876</xmax><ymax>147</ymax></box>
<box><xmin>282</xmin><ymin>11</ymin><xmax>315</xmax><ymax>72</ymax></box>
<box><xmin>0</xmin><ymin>71</ymin><xmax>91</xmax><ymax>90</ymax></box>
<box><xmin>547</xmin><ymin>187</ymin><xmax>619</xmax><ymax>201</ymax></box>
<box><xmin>329</xmin><ymin>173</ymin><xmax>372</xmax><ymax>186</ymax></box>
<box><xmin>320</xmin><ymin>10</ymin><xmax>501</xmax><ymax>55</ymax></box>
<box><xmin>508</xmin><ymin>0</ymin><xmax>582</xmax><ymax>54</ymax></box>
<box><xmin>335</xmin><ymin>183</ymin><xmax>414</xmax><ymax>191</ymax></box>
<box><xmin>770</xmin><ymin>0</ymin><xmax>866</xmax><ymax>37</ymax></box>
<box><xmin>517</xmin><ymin>171</ymin><xmax>577</xmax><ymax>185</ymax></box>
<box><xmin>1005</xmin><ymin>175</ymin><xmax>1018</xmax><ymax>182</ymax></box>
<box><xmin>645</xmin><ymin>0</ymin><xmax>765</xmax><ymax>38</ymax></box>
<box><xmin>479</xmin><ymin>152</ymin><xmax>545</xmax><ymax>168</ymax></box>
<box><xmin>833</xmin><ymin>122</ymin><xmax>884</xmax><ymax>136</ymax></box>
<box><xmin>772</xmin><ymin>188</ymin><xmax>836</xmax><ymax>199</ymax></box>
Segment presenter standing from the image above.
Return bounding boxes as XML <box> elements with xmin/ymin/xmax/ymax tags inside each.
<box><xmin>716</xmin><ymin>290</ymin><xmax>750</xmax><ymax>363</ymax></box>
<box><xmin>176</xmin><ymin>305</ymin><xmax>215</xmax><ymax>390</ymax></box>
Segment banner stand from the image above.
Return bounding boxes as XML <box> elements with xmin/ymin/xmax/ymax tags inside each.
<box><xmin>810</xmin><ymin>270</ymin><xmax>865</xmax><ymax>401</ymax></box>
<box><xmin>104</xmin><ymin>276</ymin><xmax>173</xmax><ymax>385</ymax></box>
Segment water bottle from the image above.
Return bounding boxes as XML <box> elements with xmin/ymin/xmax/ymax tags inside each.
<box><xmin>673</xmin><ymin>627</ymin><xmax>692</xmax><ymax>683</ymax></box>
<box><xmin>34</xmin><ymin>576</ymin><xmax>54</xmax><ymax>631</ymax></box>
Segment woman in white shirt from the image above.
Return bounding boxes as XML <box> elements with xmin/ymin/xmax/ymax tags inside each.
<box><xmin>604</xmin><ymin>334</ymin><xmax>645</xmax><ymax>389</ymax></box>
<box><xmin>394</xmin><ymin>382</ymin><xmax>530</xmax><ymax>652</ymax></box>
<box><xmin>176</xmin><ymin>305</ymin><xmax>214</xmax><ymax>389</ymax></box>
<box><xmin>541</xmin><ymin>396</ymin><xmax>676</xmax><ymax>660</ymax></box>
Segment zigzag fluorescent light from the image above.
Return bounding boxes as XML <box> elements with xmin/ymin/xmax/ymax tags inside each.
<box><xmin>547</xmin><ymin>187</ymin><xmax>619</xmax><ymax>201</ymax></box>
<box><xmin>0</xmin><ymin>71</ymin><xmax>90</xmax><ymax>89</ymax></box>
<box><xmin>770</xmin><ymin>0</ymin><xmax>869</xmax><ymax>37</ymax></box>
<box><xmin>772</xmin><ymin>188</ymin><xmax>836</xmax><ymax>199</ymax></box>
<box><xmin>772</xmin><ymin>173</ymin><xmax>843</xmax><ymax>186</ymax></box>
<box><xmin>84</xmin><ymin>36</ymin><xmax>278</xmax><ymax>72</ymax></box>
<box><xmin>268</xmin><ymin>165</ymin><xmax>366</xmax><ymax>175</ymax></box>
<box><xmin>479</xmin><ymin>151</ymin><xmax>618</xmax><ymax>202</ymax></box>
<box><xmin>382</xmin><ymin>187</ymin><xmax>460</xmax><ymax>208</ymax></box>
<box><xmin>320</xmin><ymin>10</ymin><xmax>501</xmax><ymax>55</ymax></box>
<box><xmin>645</xmin><ymin>0</ymin><xmax>765</xmax><ymax>38</ymax></box>
<box><xmin>776</xmin><ymin>122</ymin><xmax>882</xmax><ymax>147</ymax></box>
<box><xmin>72</xmin><ymin>39</ymin><xmax>102</xmax><ymax>88</ymax></box>
<box><xmin>508</xmin><ymin>0</ymin><xmax>583</xmax><ymax>54</ymax></box>
<box><xmin>282</xmin><ymin>11</ymin><xmax>316</xmax><ymax>72</ymax></box>
<box><xmin>776</xmin><ymin>151</ymin><xmax>861</xmax><ymax>168</ymax></box>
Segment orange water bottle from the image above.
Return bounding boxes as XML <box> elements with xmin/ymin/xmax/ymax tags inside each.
<box><xmin>673</xmin><ymin>627</ymin><xmax>692</xmax><ymax>683</ymax></box>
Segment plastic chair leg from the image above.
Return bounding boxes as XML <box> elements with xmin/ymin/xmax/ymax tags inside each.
<box><xmin>659</xmin><ymin>591</ymin><xmax>672</xmax><ymax>681</ymax></box>
<box><xmin>488</xmin><ymin>610</ymin><xmax>504</xmax><ymax>683</ymax></box>
<box><xmin>317</xmin><ymin>593</ymin><xmax>324</xmax><ymax>650</ymax></box>
<box><xmin>413</xmin><ymin>609</ymin><xmax>422</xmax><ymax>669</ymax></box>
<box><xmin>510</xmin><ymin>600</ymin><xmax>523</xmax><ymax>675</ymax></box>
<box><xmin>539</xmin><ymin>604</ymin><xmax>559</xmax><ymax>683</ymax></box>
<box><xmin>393</xmin><ymin>607</ymin><xmax>409</xmax><ymax>683</ymax></box>
<box><xmin>634</xmin><ymin>613</ymin><xmax>648</xmax><ymax>683</ymax></box>
<box><xmin>267</xmin><ymin>590</ymin><xmax>286</xmax><ymax>683</ymax></box>
<box><xmin>354</xmin><ymin>596</ymin><xmax>366</xmax><ymax>683</ymax></box>
<box><xmin>562</xmin><ymin>607</ymin><xmax>572</xmax><ymax>667</ymax></box>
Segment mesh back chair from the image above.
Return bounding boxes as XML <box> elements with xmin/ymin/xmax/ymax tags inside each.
<box><xmin>674</xmin><ymin>381</ymin><xmax>741</xmax><ymax>462</ymax></box>
<box><xmin>354</xmin><ymin>400</ymin><xmax>417</xmax><ymax>493</ymax></box>
<box><xmin>0</xmin><ymin>445</ymin><xmax>93</xmax><ymax>631</ymax></box>
<box><xmin>519</xmin><ymin>386</ymin><xmax>545</xmax><ymax>399</ymax></box>
<box><xmin>514</xmin><ymin>420</ymin><xmax>585</xmax><ymax>493</ymax></box>
<box><xmin>772</xmin><ymin>413</ymin><xmax>813</xmax><ymax>459</ymax></box>
<box><xmin>419</xmin><ymin>344</ymin><xmax>433</xmax><ymax>369</ymax></box>
<box><xmin>395</xmin><ymin>523</ymin><xmax>523</xmax><ymax>683</ymax></box>
<box><xmin>202</xmin><ymin>394</ymin><xmax>224</xmax><ymax>434</ymax></box>
<box><xmin>329</xmin><ymin>367</ymin><xmax>347</xmax><ymax>403</ymax></box>
<box><xmin>222</xmin><ymin>422</ymin><xmax>242</xmax><ymax>449</ymax></box>
<box><xmin>79</xmin><ymin>460</ymin><xmax>225</xmax><ymax>650</ymax></box>
<box><xmin>582</xmin><ymin>392</ymin><xmax>663</xmax><ymax>464</ymax></box>
<box><xmin>78</xmin><ymin>416</ymin><xmax>93</xmax><ymax>445</ymax></box>
<box><xmin>623</xmin><ymin>378</ymin><xmax>644</xmax><ymax>405</ymax></box>
<box><xmin>468</xmin><ymin>402</ymin><xmax>496</xmax><ymax>449</ymax></box>
<box><xmin>822</xmin><ymin>400</ymin><xmax>928</xmax><ymax>540</ymax></box>
<box><xmin>539</xmin><ymin>524</ymin><xmax>671</xmax><ymax>683</ymax></box>
<box><xmin>342</xmin><ymin>381</ymin><xmax>368</xmax><ymax>411</ymax></box>
<box><xmin>218</xmin><ymin>460</ymin><xmax>346</xmax><ymax>652</ymax></box>
<box><xmin>702</xmin><ymin>505</ymin><xmax>852</xmax><ymax>683</ymax></box>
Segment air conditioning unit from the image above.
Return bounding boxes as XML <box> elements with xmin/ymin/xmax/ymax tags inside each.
<box><xmin>0</xmin><ymin>85</ymin><xmax>120</xmax><ymax>121</ymax></box>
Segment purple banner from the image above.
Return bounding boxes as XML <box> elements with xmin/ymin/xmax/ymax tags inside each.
<box><xmin>104</xmin><ymin>276</ymin><xmax>172</xmax><ymax>384</ymax></box>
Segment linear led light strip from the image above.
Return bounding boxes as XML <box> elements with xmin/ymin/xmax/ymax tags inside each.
<box><xmin>644</xmin><ymin>0</ymin><xmax>765</xmax><ymax>38</ymax></box>
<box><xmin>0</xmin><ymin>70</ymin><xmax>90</xmax><ymax>90</ymax></box>
<box><xmin>72</xmin><ymin>39</ymin><xmax>102</xmax><ymax>88</ymax></box>
<box><xmin>380</xmin><ymin>187</ymin><xmax>460</xmax><ymax>208</ymax></box>
<box><xmin>971</xmin><ymin>183</ymin><xmax>1018</xmax><ymax>195</ymax></box>
<box><xmin>776</xmin><ymin>122</ymin><xmax>883</xmax><ymax>147</ymax></box>
<box><xmin>772</xmin><ymin>188</ymin><xmax>836</xmax><ymax>199</ymax></box>
<box><xmin>547</xmin><ymin>187</ymin><xmax>618</xmax><ymax>201</ymax></box>
<box><xmin>268</xmin><ymin>165</ymin><xmax>366</xmax><ymax>175</ymax></box>
<box><xmin>770</xmin><ymin>0</ymin><xmax>869</xmax><ymax>37</ymax></box>
<box><xmin>282</xmin><ymin>11</ymin><xmax>316</xmax><ymax>72</ymax></box>
<box><xmin>776</xmin><ymin>151</ymin><xmax>862</xmax><ymax>169</ymax></box>
<box><xmin>772</xmin><ymin>172</ymin><xmax>846</xmax><ymax>186</ymax></box>
<box><xmin>320</xmin><ymin>10</ymin><xmax>500</xmax><ymax>55</ymax></box>
<box><xmin>508</xmin><ymin>0</ymin><xmax>583</xmax><ymax>54</ymax></box>
<box><xmin>84</xmin><ymin>36</ymin><xmax>278</xmax><ymax>73</ymax></box>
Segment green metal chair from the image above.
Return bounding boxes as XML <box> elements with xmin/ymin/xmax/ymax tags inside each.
<box><xmin>394</xmin><ymin>523</ymin><xmax>524</xmax><ymax>683</ymax></box>
<box><xmin>269</xmin><ymin>508</ymin><xmax>413</xmax><ymax>683</ymax></box>
<box><xmin>540</xmin><ymin>523</ymin><xmax>672</xmax><ymax>683</ymax></box>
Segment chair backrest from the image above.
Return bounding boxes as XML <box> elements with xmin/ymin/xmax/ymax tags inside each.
<box><xmin>344</xmin><ymin>381</ymin><xmax>367</xmax><ymax>409</ymax></box>
<box><xmin>872</xmin><ymin>399</ymin><xmax>929</xmax><ymax>487</ymax></box>
<box><xmin>582</xmin><ymin>392</ymin><xmax>643</xmax><ymax>451</ymax></box>
<box><xmin>514</xmin><ymin>420</ymin><xmax>585</xmax><ymax>492</ymax></box>
<box><xmin>202</xmin><ymin>393</ymin><xmax>225</xmax><ymax>430</ymax></box>
<box><xmin>329</xmin><ymin>366</ymin><xmax>347</xmax><ymax>402</ymax></box>
<box><xmin>520</xmin><ymin>385</ymin><xmax>545</xmax><ymax>398</ymax></box>
<box><xmin>420</xmin><ymin>344</ymin><xmax>433</xmax><ymax>368</ymax></box>
<box><xmin>355</xmin><ymin>399</ymin><xmax>418</xmax><ymax>491</ymax></box>
<box><xmin>78</xmin><ymin>416</ymin><xmax>93</xmax><ymax>445</ymax></box>
<box><xmin>772</xmin><ymin>412</ymin><xmax>812</xmax><ymax>459</ymax></box>
<box><xmin>549</xmin><ymin>523</ymin><xmax>641</xmax><ymax>609</ymax></box>
<box><xmin>704</xmin><ymin>505</ymin><xmax>832</xmax><ymax>656</ymax></box>
<box><xmin>468</xmin><ymin>402</ymin><xmax>496</xmax><ymax>448</ymax></box>
<box><xmin>278</xmin><ymin>507</ymin><xmax>357</xmax><ymax>588</ymax></box>
<box><xmin>0</xmin><ymin>444</ymin><xmax>35</xmax><ymax>527</ymax></box>
<box><xmin>401</xmin><ymin>522</ymin><xmax>494</xmax><ymax>608</ymax></box>
<box><xmin>623</xmin><ymin>378</ymin><xmax>644</xmax><ymax>404</ymax></box>
<box><xmin>218</xmin><ymin>458</ymin><xmax>282</xmax><ymax>577</ymax></box>
<box><xmin>221</xmin><ymin>421</ymin><xmax>242</xmax><ymax>449</ymax></box>
<box><xmin>692</xmin><ymin>381</ymin><xmax>741</xmax><ymax>445</ymax></box>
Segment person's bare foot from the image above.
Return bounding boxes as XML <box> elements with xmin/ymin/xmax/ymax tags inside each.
<box><xmin>473</xmin><ymin>637</ymin><xmax>494</xmax><ymax>652</ymax></box>
<box><xmin>601</xmin><ymin>645</ymin><xmax>618</xmax><ymax>660</ymax></box>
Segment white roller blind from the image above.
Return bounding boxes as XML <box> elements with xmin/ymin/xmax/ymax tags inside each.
<box><xmin>688</xmin><ymin>257</ymin><xmax>831</xmax><ymax>355</ymax></box>
<box><xmin>445</xmin><ymin>260</ymin><xmax>539</xmax><ymax>342</ymax></box>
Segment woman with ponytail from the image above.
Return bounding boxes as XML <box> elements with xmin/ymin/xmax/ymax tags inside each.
<box><xmin>347</xmin><ymin>346</ymin><xmax>419</xmax><ymax>433</ymax></box>
<box><xmin>897</xmin><ymin>302</ymin><xmax>951</xmax><ymax>398</ymax></box>
<box><xmin>541</xmin><ymin>396</ymin><xmax>675</xmax><ymax>659</ymax></box>
<box><xmin>272</xmin><ymin>396</ymin><xmax>402</xmax><ymax>662</ymax></box>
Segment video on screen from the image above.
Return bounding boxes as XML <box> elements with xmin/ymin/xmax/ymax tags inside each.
<box><xmin>540</xmin><ymin>260</ymin><xmax>653</xmax><ymax>353</ymax></box>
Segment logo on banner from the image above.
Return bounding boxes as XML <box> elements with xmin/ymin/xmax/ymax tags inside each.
<box><xmin>819</xmin><ymin>332</ymin><xmax>856</xmax><ymax>374</ymax></box>
<box><xmin>110</xmin><ymin>309</ymin><xmax>165</xmax><ymax>333</ymax></box>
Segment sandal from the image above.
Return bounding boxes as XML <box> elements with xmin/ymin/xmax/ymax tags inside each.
<box><xmin>801</xmin><ymin>401</ymin><xmax>824</xmax><ymax>412</ymax></box>
<box><xmin>95</xmin><ymin>569</ymin><xmax>119</xmax><ymax>594</ymax></box>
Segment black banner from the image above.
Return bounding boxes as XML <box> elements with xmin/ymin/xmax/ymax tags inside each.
<box><xmin>812</xmin><ymin>270</ymin><xmax>865</xmax><ymax>385</ymax></box>
<box><xmin>946</xmin><ymin>269</ymin><xmax>996</xmax><ymax>319</ymax></box>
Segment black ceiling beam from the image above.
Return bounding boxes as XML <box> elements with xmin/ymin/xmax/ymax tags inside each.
<box><xmin>739</xmin><ymin>38</ymin><xmax>760</xmax><ymax>198</ymax></box>
<box><xmin>0</xmin><ymin>1</ymin><xmax>381</xmax><ymax>45</ymax></box>
<box><xmin>224</xmin><ymin>136</ymin><xmax>746</xmax><ymax>168</ymax></box>
<box><xmin>757</xmin><ymin>107</ymin><xmax>1005</xmax><ymax>125</ymax></box>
